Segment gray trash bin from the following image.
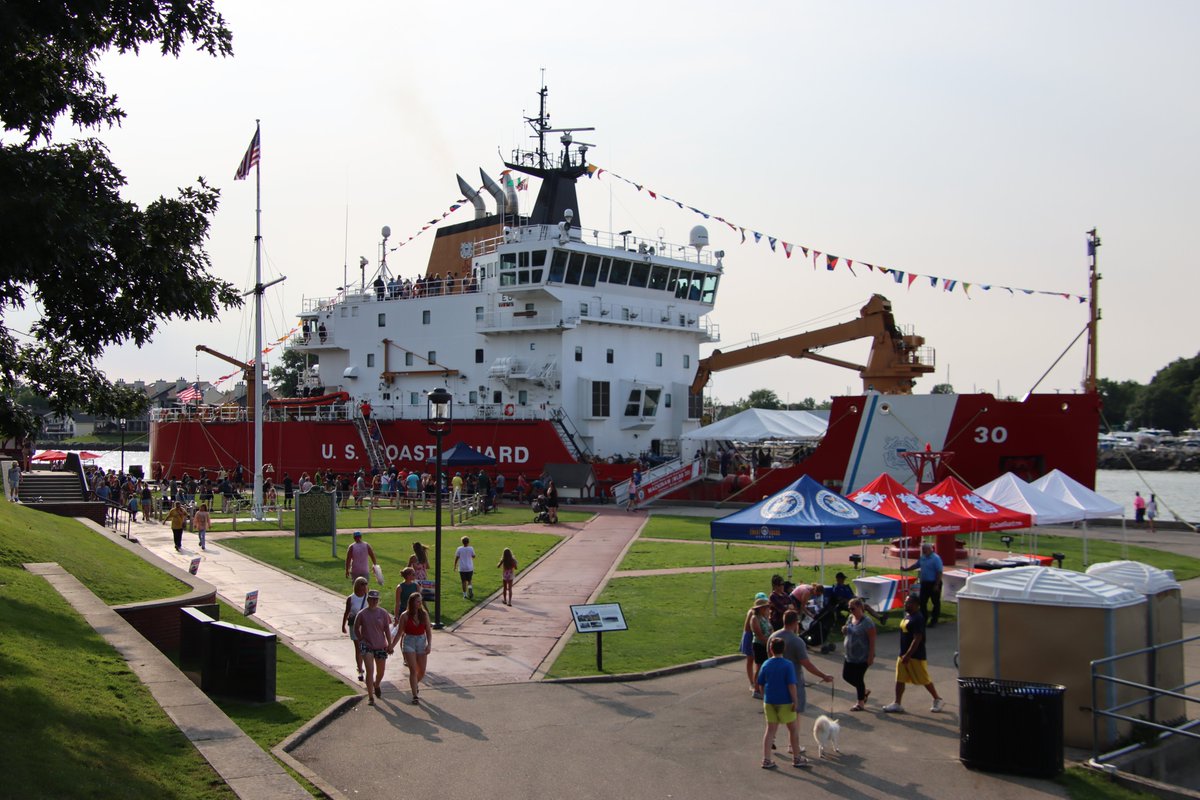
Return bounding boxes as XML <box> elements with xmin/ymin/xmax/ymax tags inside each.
<box><xmin>959</xmin><ymin>678</ymin><xmax>1065</xmax><ymax>777</ymax></box>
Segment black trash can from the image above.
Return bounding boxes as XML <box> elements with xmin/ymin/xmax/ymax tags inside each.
<box><xmin>959</xmin><ymin>677</ymin><xmax>1065</xmax><ymax>777</ymax></box>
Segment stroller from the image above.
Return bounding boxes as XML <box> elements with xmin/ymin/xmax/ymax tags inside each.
<box><xmin>531</xmin><ymin>494</ymin><xmax>551</xmax><ymax>524</ymax></box>
<box><xmin>800</xmin><ymin>596</ymin><xmax>839</xmax><ymax>655</ymax></box>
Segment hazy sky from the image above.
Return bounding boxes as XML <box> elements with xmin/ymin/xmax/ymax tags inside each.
<box><xmin>28</xmin><ymin>1</ymin><xmax>1199</xmax><ymax>405</ymax></box>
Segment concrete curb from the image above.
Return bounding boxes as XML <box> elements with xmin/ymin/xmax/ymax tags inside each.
<box><xmin>542</xmin><ymin>653</ymin><xmax>743</xmax><ymax>684</ymax></box>
<box><xmin>273</xmin><ymin>695</ymin><xmax>364</xmax><ymax>800</ymax></box>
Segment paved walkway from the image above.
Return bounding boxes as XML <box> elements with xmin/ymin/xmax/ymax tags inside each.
<box><xmin>123</xmin><ymin>508</ymin><xmax>645</xmax><ymax>689</ymax></box>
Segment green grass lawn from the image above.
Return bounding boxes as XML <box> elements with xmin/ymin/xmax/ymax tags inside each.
<box><xmin>207</xmin><ymin>505</ymin><xmax>592</xmax><ymax>532</ymax></box>
<box><xmin>222</xmin><ymin>528</ymin><xmax>562</xmax><ymax>622</ymax></box>
<box><xmin>977</xmin><ymin>530</ymin><xmax>1200</xmax><ymax>580</ymax></box>
<box><xmin>0</xmin><ymin>502</ymin><xmax>234</xmax><ymax>799</ymax></box>
<box><xmin>545</xmin><ymin>568</ymin><xmax>952</xmax><ymax>678</ymax></box>
<box><xmin>620</xmin><ymin>539</ymin><xmax>795</xmax><ymax>570</ymax></box>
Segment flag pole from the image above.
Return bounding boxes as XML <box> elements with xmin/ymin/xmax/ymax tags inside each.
<box><xmin>252</xmin><ymin>119</ymin><xmax>265</xmax><ymax>520</ymax></box>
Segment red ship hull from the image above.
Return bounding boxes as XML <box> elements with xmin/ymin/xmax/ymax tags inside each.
<box><xmin>149</xmin><ymin>418</ymin><xmax>575</xmax><ymax>482</ymax></box>
<box><xmin>676</xmin><ymin>391</ymin><xmax>1101</xmax><ymax>502</ymax></box>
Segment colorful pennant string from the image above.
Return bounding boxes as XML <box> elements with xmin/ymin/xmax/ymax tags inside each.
<box><xmin>585</xmin><ymin>163</ymin><xmax>1086</xmax><ymax>303</ymax></box>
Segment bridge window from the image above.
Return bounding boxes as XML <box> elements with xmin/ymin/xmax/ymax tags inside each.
<box><xmin>549</xmin><ymin>250</ymin><xmax>567</xmax><ymax>282</ymax></box>
<box><xmin>649</xmin><ymin>265</ymin><xmax>670</xmax><ymax>291</ymax></box>
<box><xmin>702</xmin><ymin>273</ymin><xmax>719</xmax><ymax>304</ymax></box>
<box><xmin>518</xmin><ymin>251</ymin><xmax>529</xmax><ymax>267</ymax></box>
<box><xmin>582</xmin><ymin>255</ymin><xmax>600</xmax><ymax>287</ymax></box>
<box><xmin>608</xmin><ymin>259</ymin><xmax>630</xmax><ymax>285</ymax></box>
<box><xmin>624</xmin><ymin>388</ymin><xmax>642</xmax><ymax>417</ymax></box>
<box><xmin>532</xmin><ymin>250</ymin><xmax>546</xmax><ymax>267</ymax></box>
<box><xmin>565</xmin><ymin>253</ymin><xmax>585</xmax><ymax>284</ymax></box>
<box><xmin>628</xmin><ymin>261</ymin><xmax>650</xmax><ymax>288</ymax></box>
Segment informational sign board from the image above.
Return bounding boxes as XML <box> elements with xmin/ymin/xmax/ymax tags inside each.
<box><xmin>570</xmin><ymin>603</ymin><xmax>628</xmax><ymax>633</ymax></box>
<box><xmin>295</xmin><ymin>489</ymin><xmax>337</xmax><ymax>536</ymax></box>
<box><xmin>188</xmin><ymin>557</ymin><xmax>201</xmax><ymax>575</ymax></box>
<box><xmin>244</xmin><ymin>589</ymin><xmax>259</xmax><ymax>617</ymax></box>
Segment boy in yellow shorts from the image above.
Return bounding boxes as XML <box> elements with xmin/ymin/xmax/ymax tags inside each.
<box><xmin>755</xmin><ymin>637</ymin><xmax>811</xmax><ymax>769</ymax></box>
<box><xmin>882</xmin><ymin>595</ymin><xmax>945</xmax><ymax>713</ymax></box>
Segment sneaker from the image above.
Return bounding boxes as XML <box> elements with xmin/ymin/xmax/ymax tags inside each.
<box><xmin>760</xmin><ymin>760</ymin><xmax>777</xmax><ymax>770</ymax></box>
<box><xmin>931</xmin><ymin>698</ymin><xmax>945</xmax><ymax>713</ymax></box>
<box><xmin>462</xmin><ymin>592</ymin><xmax>468</xmax><ymax>599</ymax></box>
<box><xmin>468</xmin><ymin>585</ymin><xmax>474</xmax><ymax>599</ymax></box>
<box><xmin>882</xmin><ymin>703</ymin><xmax>904</xmax><ymax>713</ymax></box>
<box><xmin>752</xmin><ymin>690</ymin><xmax>763</xmax><ymax>700</ymax></box>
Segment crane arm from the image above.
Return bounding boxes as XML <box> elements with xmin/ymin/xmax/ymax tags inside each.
<box><xmin>690</xmin><ymin>294</ymin><xmax>935</xmax><ymax>395</ymax></box>
<box><xmin>195</xmin><ymin>345</ymin><xmax>252</xmax><ymax>371</ymax></box>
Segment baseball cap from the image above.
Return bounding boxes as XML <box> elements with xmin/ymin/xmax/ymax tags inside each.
<box><xmin>367</xmin><ymin>589</ymin><xmax>380</xmax><ymax>599</ymax></box>
<box><xmin>353</xmin><ymin>531</ymin><xmax>362</xmax><ymax>538</ymax></box>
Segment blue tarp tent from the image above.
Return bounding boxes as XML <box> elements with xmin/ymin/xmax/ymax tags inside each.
<box><xmin>708</xmin><ymin>475</ymin><xmax>904</xmax><ymax>612</ymax></box>
<box><xmin>710</xmin><ymin>475</ymin><xmax>903</xmax><ymax>543</ymax></box>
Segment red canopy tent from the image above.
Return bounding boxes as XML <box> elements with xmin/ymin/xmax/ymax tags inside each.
<box><xmin>31</xmin><ymin>450</ymin><xmax>67</xmax><ymax>462</ymax></box>
<box><xmin>850</xmin><ymin>473</ymin><xmax>976</xmax><ymax>565</ymax></box>
<box><xmin>77</xmin><ymin>451</ymin><xmax>103</xmax><ymax>461</ymax></box>
<box><xmin>920</xmin><ymin>476</ymin><xmax>1032</xmax><ymax>532</ymax></box>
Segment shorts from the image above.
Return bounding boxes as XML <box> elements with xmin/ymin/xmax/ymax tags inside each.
<box><xmin>502</xmin><ymin>569</ymin><xmax>515</xmax><ymax>582</ymax></box>
<box><xmin>763</xmin><ymin>703</ymin><xmax>797</xmax><ymax>725</ymax></box>
<box><xmin>895</xmin><ymin>656</ymin><xmax>931</xmax><ymax>685</ymax></box>
<box><xmin>739</xmin><ymin>630</ymin><xmax>754</xmax><ymax>656</ymax></box>
<box><xmin>752</xmin><ymin>641</ymin><xmax>768</xmax><ymax>666</ymax></box>
<box><xmin>459</xmin><ymin>570</ymin><xmax>474</xmax><ymax>583</ymax></box>
<box><xmin>359</xmin><ymin>642</ymin><xmax>388</xmax><ymax>660</ymax></box>
<box><xmin>401</xmin><ymin>636</ymin><xmax>428</xmax><ymax>655</ymax></box>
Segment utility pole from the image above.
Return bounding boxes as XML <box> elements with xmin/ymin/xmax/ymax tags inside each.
<box><xmin>1085</xmin><ymin>228</ymin><xmax>1101</xmax><ymax>394</ymax></box>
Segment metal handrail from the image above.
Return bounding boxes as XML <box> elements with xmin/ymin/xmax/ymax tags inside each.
<box><xmin>1090</xmin><ymin>633</ymin><xmax>1200</xmax><ymax>763</ymax></box>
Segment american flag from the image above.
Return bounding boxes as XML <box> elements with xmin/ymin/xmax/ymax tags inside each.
<box><xmin>234</xmin><ymin>128</ymin><xmax>260</xmax><ymax>181</ymax></box>
<box><xmin>178</xmin><ymin>384</ymin><xmax>202</xmax><ymax>404</ymax></box>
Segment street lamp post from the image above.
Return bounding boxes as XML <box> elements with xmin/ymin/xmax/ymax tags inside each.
<box><xmin>425</xmin><ymin>387</ymin><xmax>453</xmax><ymax>629</ymax></box>
<box><xmin>119</xmin><ymin>418</ymin><xmax>127</xmax><ymax>474</ymax></box>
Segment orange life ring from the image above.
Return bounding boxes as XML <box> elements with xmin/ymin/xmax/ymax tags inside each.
<box><xmin>503</xmin><ymin>404</ymin><xmax>515</xmax><ymax>417</ymax></box>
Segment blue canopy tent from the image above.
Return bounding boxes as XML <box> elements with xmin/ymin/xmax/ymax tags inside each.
<box><xmin>708</xmin><ymin>475</ymin><xmax>904</xmax><ymax>614</ymax></box>
<box><xmin>427</xmin><ymin>442</ymin><xmax>497</xmax><ymax>466</ymax></box>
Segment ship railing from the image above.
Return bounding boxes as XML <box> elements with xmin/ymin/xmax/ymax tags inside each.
<box><xmin>480</xmin><ymin>302</ymin><xmax>716</xmax><ymax>338</ymax></box>
<box><xmin>153</xmin><ymin>402</ymin><xmax>558</xmax><ymax>424</ymax></box>
<box><xmin>471</xmin><ymin>224</ymin><xmax>719</xmax><ymax>267</ymax></box>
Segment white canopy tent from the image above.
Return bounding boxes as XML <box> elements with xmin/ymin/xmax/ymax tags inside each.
<box><xmin>975</xmin><ymin>472</ymin><xmax>1088</xmax><ymax>564</ymax></box>
<box><xmin>682</xmin><ymin>408</ymin><xmax>828</xmax><ymax>446</ymax></box>
<box><xmin>1032</xmin><ymin>468</ymin><xmax>1125</xmax><ymax>564</ymax></box>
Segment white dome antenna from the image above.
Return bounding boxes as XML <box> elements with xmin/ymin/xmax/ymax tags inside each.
<box><xmin>690</xmin><ymin>225</ymin><xmax>710</xmax><ymax>253</ymax></box>
<box><xmin>564</xmin><ymin>208</ymin><xmax>574</xmax><ymax>225</ymax></box>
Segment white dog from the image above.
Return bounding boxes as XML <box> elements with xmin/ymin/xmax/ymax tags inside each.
<box><xmin>813</xmin><ymin>714</ymin><xmax>841</xmax><ymax>759</ymax></box>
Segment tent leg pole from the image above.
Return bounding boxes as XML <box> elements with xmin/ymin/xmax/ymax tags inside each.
<box><xmin>787</xmin><ymin>543</ymin><xmax>794</xmax><ymax>582</ymax></box>
<box><xmin>1082</xmin><ymin>520</ymin><xmax>1088</xmax><ymax>567</ymax></box>
<box><xmin>820</xmin><ymin>543</ymin><xmax>825</xmax><ymax>585</ymax></box>
<box><xmin>1121</xmin><ymin>514</ymin><xmax>1128</xmax><ymax>559</ymax></box>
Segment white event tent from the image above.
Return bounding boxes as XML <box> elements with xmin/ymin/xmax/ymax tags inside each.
<box><xmin>975</xmin><ymin>472</ymin><xmax>1087</xmax><ymax>564</ymax></box>
<box><xmin>683</xmin><ymin>408</ymin><xmax>828</xmax><ymax>445</ymax></box>
<box><xmin>1032</xmin><ymin>468</ymin><xmax>1125</xmax><ymax>564</ymax></box>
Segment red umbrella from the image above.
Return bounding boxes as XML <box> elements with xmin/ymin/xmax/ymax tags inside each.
<box><xmin>77</xmin><ymin>451</ymin><xmax>103</xmax><ymax>461</ymax></box>
<box><xmin>32</xmin><ymin>450</ymin><xmax>68</xmax><ymax>462</ymax></box>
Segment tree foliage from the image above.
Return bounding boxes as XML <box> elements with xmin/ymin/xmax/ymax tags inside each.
<box><xmin>1129</xmin><ymin>354</ymin><xmax>1200</xmax><ymax>433</ymax></box>
<box><xmin>269</xmin><ymin>349</ymin><xmax>316</xmax><ymax>398</ymax></box>
<box><xmin>0</xmin><ymin>1</ymin><xmax>240</xmax><ymax>437</ymax></box>
<box><xmin>930</xmin><ymin>383</ymin><xmax>955</xmax><ymax>394</ymax></box>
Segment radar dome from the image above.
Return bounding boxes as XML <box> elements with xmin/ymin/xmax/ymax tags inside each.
<box><xmin>689</xmin><ymin>225</ymin><xmax>710</xmax><ymax>252</ymax></box>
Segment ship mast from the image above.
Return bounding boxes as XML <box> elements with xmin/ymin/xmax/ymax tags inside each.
<box><xmin>1084</xmin><ymin>228</ymin><xmax>1101</xmax><ymax>394</ymax></box>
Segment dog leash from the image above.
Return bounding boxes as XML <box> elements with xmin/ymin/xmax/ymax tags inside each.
<box><xmin>829</xmin><ymin>676</ymin><xmax>836</xmax><ymax>716</ymax></box>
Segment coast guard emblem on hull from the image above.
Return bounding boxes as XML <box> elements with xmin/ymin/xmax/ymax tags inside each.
<box><xmin>816</xmin><ymin>490</ymin><xmax>859</xmax><ymax>519</ymax></box>
<box><xmin>883</xmin><ymin>436</ymin><xmax>921</xmax><ymax>470</ymax></box>
<box><xmin>964</xmin><ymin>493</ymin><xmax>999</xmax><ymax>514</ymax></box>
<box><xmin>762</xmin><ymin>491</ymin><xmax>805</xmax><ymax>519</ymax></box>
<box><xmin>852</xmin><ymin>491</ymin><xmax>885</xmax><ymax>511</ymax></box>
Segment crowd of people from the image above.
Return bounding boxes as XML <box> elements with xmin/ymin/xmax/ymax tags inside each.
<box><xmin>341</xmin><ymin>534</ymin><xmax>521</xmax><ymax>705</ymax></box>
<box><xmin>743</xmin><ymin>569</ymin><xmax>945</xmax><ymax>769</ymax></box>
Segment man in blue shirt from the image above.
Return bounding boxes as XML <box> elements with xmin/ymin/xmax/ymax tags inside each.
<box><xmin>902</xmin><ymin>542</ymin><xmax>944</xmax><ymax>627</ymax></box>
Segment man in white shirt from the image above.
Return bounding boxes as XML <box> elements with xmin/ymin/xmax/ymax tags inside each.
<box><xmin>453</xmin><ymin>535</ymin><xmax>477</xmax><ymax>599</ymax></box>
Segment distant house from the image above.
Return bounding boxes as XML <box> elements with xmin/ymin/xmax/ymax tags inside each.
<box><xmin>41</xmin><ymin>412</ymin><xmax>99</xmax><ymax>441</ymax></box>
